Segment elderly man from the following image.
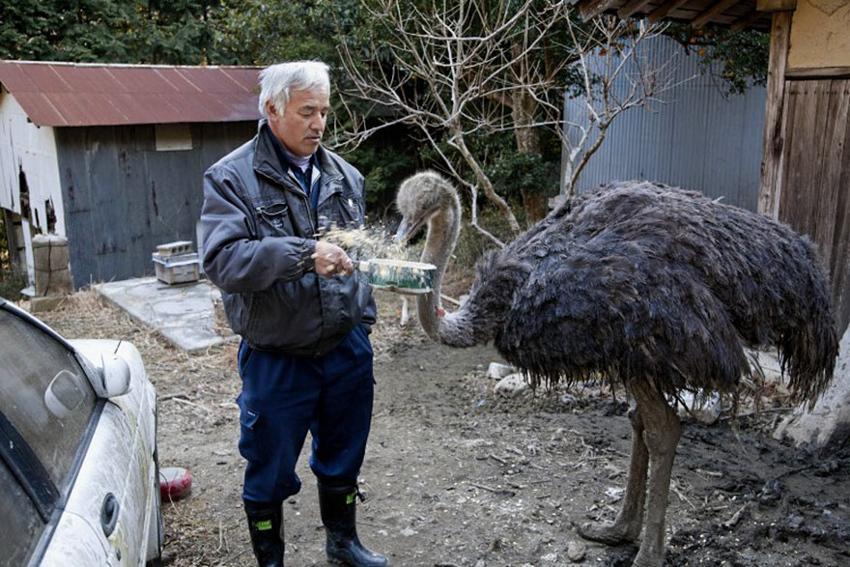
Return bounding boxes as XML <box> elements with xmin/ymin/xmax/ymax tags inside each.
<box><xmin>200</xmin><ymin>61</ymin><xmax>387</xmax><ymax>567</ymax></box>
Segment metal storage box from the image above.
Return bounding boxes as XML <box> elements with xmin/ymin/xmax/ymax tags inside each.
<box><xmin>152</xmin><ymin>251</ymin><xmax>200</xmax><ymax>284</ymax></box>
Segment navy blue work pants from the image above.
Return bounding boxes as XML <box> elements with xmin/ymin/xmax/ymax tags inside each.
<box><xmin>236</xmin><ymin>324</ymin><xmax>375</xmax><ymax>504</ymax></box>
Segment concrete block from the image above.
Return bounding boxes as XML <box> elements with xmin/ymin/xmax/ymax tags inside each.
<box><xmin>32</xmin><ymin>234</ymin><xmax>67</xmax><ymax>248</ymax></box>
<box><xmin>49</xmin><ymin>244</ymin><xmax>69</xmax><ymax>271</ymax></box>
<box><xmin>34</xmin><ymin>268</ymin><xmax>51</xmax><ymax>296</ymax></box>
<box><xmin>33</xmin><ymin>246</ymin><xmax>51</xmax><ymax>271</ymax></box>
<box><xmin>495</xmin><ymin>373</ymin><xmax>530</xmax><ymax>397</ymax></box>
<box><xmin>32</xmin><ymin>235</ymin><xmax>51</xmax><ymax>249</ymax></box>
<box><xmin>33</xmin><ymin>267</ymin><xmax>73</xmax><ymax>296</ymax></box>
<box><xmin>30</xmin><ymin>295</ymin><xmax>65</xmax><ymax>312</ymax></box>
<box><xmin>156</xmin><ymin>241</ymin><xmax>194</xmax><ymax>257</ymax></box>
<box><xmin>487</xmin><ymin>362</ymin><xmax>516</xmax><ymax>380</ymax></box>
<box><xmin>676</xmin><ymin>391</ymin><xmax>721</xmax><ymax>424</ymax></box>
<box><xmin>49</xmin><ymin>268</ymin><xmax>74</xmax><ymax>295</ymax></box>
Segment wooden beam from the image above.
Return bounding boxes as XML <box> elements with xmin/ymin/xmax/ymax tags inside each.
<box><xmin>618</xmin><ymin>0</ymin><xmax>653</xmax><ymax>18</ymax></box>
<box><xmin>693</xmin><ymin>0</ymin><xmax>742</xmax><ymax>28</ymax></box>
<box><xmin>757</xmin><ymin>11</ymin><xmax>793</xmax><ymax>219</ymax></box>
<box><xmin>756</xmin><ymin>0</ymin><xmax>797</xmax><ymax>12</ymax></box>
<box><xmin>579</xmin><ymin>0</ymin><xmax>621</xmax><ymax>21</ymax></box>
<box><xmin>786</xmin><ymin>66</ymin><xmax>850</xmax><ymax>79</ymax></box>
<box><xmin>648</xmin><ymin>0</ymin><xmax>690</xmax><ymax>22</ymax></box>
<box><xmin>730</xmin><ymin>10</ymin><xmax>763</xmax><ymax>32</ymax></box>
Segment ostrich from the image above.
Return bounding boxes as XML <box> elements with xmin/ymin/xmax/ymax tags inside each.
<box><xmin>393</xmin><ymin>171</ymin><xmax>838</xmax><ymax>567</ymax></box>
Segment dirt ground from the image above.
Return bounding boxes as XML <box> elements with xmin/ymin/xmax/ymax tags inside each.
<box><xmin>35</xmin><ymin>290</ymin><xmax>850</xmax><ymax>567</ymax></box>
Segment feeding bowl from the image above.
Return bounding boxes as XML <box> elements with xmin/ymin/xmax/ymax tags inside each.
<box><xmin>359</xmin><ymin>259</ymin><xmax>436</xmax><ymax>295</ymax></box>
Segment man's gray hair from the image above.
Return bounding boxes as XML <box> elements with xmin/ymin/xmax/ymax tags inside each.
<box><xmin>258</xmin><ymin>61</ymin><xmax>331</xmax><ymax>118</ymax></box>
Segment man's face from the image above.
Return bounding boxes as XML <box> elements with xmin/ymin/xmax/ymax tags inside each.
<box><xmin>267</xmin><ymin>88</ymin><xmax>330</xmax><ymax>157</ymax></box>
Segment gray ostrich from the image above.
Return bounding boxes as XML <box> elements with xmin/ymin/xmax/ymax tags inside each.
<box><xmin>393</xmin><ymin>171</ymin><xmax>838</xmax><ymax>567</ymax></box>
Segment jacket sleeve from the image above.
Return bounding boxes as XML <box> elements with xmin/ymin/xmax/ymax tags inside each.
<box><xmin>200</xmin><ymin>165</ymin><xmax>316</xmax><ymax>293</ymax></box>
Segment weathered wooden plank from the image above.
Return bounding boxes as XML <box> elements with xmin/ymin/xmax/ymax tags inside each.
<box><xmin>777</xmin><ymin>79</ymin><xmax>848</xmax><ymax>327</ymax></box>
<box><xmin>730</xmin><ymin>10</ymin><xmax>763</xmax><ymax>32</ymax></box>
<box><xmin>756</xmin><ymin>0</ymin><xmax>797</xmax><ymax>11</ymax></box>
<box><xmin>786</xmin><ymin>67</ymin><xmax>850</xmax><ymax>80</ymax></box>
<box><xmin>807</xmin><ymin>80</ymin><xmax>839</xmax><ymax>267</ymax></box>
<box><xmin>693</xmin><ymin>0</ymin><xmax>743</xmax><ymax>29</ymax></box>
<box><xmin>757</xmin><ymin>11</ymin><xmax>792</xmax><ymax>218</ymax></box>
<box><xmin>55</xmin><ymin>128</ymin><xmax>99</xmax><ymax>287</ymax></box>
<box><xmin>819</xmin><ymin>81</ymin><xmax>850</xmax><ymax>275</ymax></box>
<box><xmin>829</xmin><ymin>80</ymin><xmax>850</xmax><ymax>335</ymax></box>
<box><xmin>648</xmin><ymin>0</ymin><xmax>690</xmax><ymax>21</ymax></box>
<box><xmin>778</xmin><ymin>82</ymin><xmax>805</xmax><ymax>227</ymax></box>
<box><xmin>617</xmin><ymin>0</ymin><xmax>653</xmax><ymax>18</ymax></box>
<box><xmin>579</xmin><ymin>0</ymin><xmax>621</xmax><ymax>21</ymax></box>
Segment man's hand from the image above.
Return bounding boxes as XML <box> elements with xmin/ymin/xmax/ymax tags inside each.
<box><xmin>313</xmin><ymin>241</ymin><xmax>354</xmax><ymax>277</ymax></box>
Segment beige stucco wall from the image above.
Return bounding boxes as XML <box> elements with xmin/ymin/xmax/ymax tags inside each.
<box><xmin>788</xmin><ymin>0</ymin><xmax>850</xmax><ymax>69</ymax></box>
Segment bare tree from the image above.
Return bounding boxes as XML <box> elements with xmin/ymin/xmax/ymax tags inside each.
<box><xmin>561</xmin><ymin>16</ymin><xmax>680</xmax><ymax>199</ymax></box>
<box><xmin>336</xmin><ymin>1</ymin><xmax>675</xmax><ymax>245</ymax></box>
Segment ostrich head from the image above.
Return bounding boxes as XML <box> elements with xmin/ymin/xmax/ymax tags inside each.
<box><xmin>394</xmin><ymin>171</ymin><xmax>489</xmax><ymax>347</ymax></box>
<box><xmin>394</xmin><ymin>170</ymin><xmax>461</xmax><ymax>245</ymax></box>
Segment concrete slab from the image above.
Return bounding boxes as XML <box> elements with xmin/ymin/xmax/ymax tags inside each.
<box><xmin>95</xmin><ymin>277</ymin><xmax>236</xmax><ymax>353</ymax></box>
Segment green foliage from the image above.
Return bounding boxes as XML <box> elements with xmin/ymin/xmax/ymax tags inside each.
<box><xmin>666</xmin><ymin>24</ymin><xmax>769</xmax><ymax>95</ymax></box>
<box><xmin>0</xmin><ymin>1</ymin><xmax>222</xmax><ymax>64</ymax></box>
<box><xmin>488</xmin><ymin>151</ymin><xmax>559</xmax><ymax>203</ymax></box>
<box><xmin>0</xmin><ymin>0</ymin><xmax>133</xmax><ymax>62</ymax></box>
<box><xmin>133</xmin><ymin>1</ymin><xmax>222</xmax><ymax>64</ymax></box>
<box><xmin>210</xmin><ymin>0</ymin><xmax>369</xmax><ymax>66</ymax></box>
<box><xmin>209</xmin><ymin>0</ymin><xmax>421</xmax><ymax>214</ymax></box>
<box><xmin>344</xmin><ymin>132</ymin><xmax>418</xmax><ymax>218</ymax></box>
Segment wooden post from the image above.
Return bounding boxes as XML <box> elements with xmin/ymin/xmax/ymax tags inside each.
<box><xmin>757</xmin><ymin>11</ymin><xmax>793</xmax><ymax>218</ymax></box>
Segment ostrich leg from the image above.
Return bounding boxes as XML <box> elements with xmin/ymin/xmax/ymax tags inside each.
<box><xmin>629</xmin><ymin>382</ymin><xmax>682</xmax><ymax>567</ymax></box>
<box><xmin>577</xmin><ymin>406</ymin><xmax>648</xmax><ymax>544</ymax></box>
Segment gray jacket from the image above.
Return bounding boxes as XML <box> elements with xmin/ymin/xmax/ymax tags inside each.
<box><xmin>200</xmin><ymin>121</ymin><xmax>376</xmax><ymax>355</ymax></box>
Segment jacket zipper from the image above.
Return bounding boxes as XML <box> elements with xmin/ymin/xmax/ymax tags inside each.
<box><xmin>258</xmin><ymin>172</ymin><xmax>324</xmax><ymax>357</ymax></box>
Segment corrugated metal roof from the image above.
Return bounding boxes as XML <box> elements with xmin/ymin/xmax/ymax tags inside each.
<box><xmin>0</xmin><ymin>61</ymin><xmax>262</xmax><ymax>127</ymax></box>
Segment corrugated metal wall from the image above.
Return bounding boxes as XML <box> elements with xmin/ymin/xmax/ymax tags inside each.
<box><xmin>55</xmin><ymin>122</ymin><xmax>257</xmax><ymax>288</ymax></box>
<box><xmin>565</xmin><ymin>36</ymin><xmax>766</xmax><ymax>211</ymax></box>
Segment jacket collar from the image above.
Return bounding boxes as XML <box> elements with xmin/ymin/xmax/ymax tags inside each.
<box><xmin>253</xmin><ymin>120</ymin><xmax>345</xmax><ymax>207</ymax></box>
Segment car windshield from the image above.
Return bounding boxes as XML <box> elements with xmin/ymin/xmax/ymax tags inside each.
<box><xmin>0</xmin><ymin>308</ymin><xmax>97</xmax><ymax>488</ymax></box>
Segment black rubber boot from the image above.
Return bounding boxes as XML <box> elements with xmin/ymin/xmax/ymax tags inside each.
<box><xmin>244</xmin><ymin>499</ymin><xmax>284</xmax><ymax>567</ymax></box>
<box><xmin>318</xmin><ymin>483</ymin><xmax>389</xmax><ymax>567</ymax></box>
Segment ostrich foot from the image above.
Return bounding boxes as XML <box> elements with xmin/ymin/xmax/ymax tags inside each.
<box><xmin>631</xmin><ymin>547</ymin><xmax>663</xmax><ymax>567</ymax></box>
<box><xmin>577</xmin><ymin>519</ymin><xmax>641</xmax><ymax>545</ymax></box>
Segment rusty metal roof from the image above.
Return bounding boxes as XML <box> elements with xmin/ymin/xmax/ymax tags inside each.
<box><xmin>0</xmin><ymin>60</ymin><xmax>262</xmax><ymax>127</ymax></box>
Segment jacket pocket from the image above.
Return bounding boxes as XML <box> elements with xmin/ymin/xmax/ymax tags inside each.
<box><xmin>255</xmin><ymin>201</ymin><xmax>294</xmax><ymax>236</ymax></box>
<box><xmin>332</xmin><ymin>191</ymin><xmax>364</xmax><ymax>228</ymax></box>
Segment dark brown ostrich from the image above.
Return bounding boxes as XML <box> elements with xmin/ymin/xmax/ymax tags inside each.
<box><xmin>393</xmin><ymin>171</ymin><xmax>839</xmax><ymax>567</ymax></box>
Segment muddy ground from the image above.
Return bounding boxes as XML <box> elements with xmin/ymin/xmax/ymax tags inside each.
<box><xmin>36</xmin><ymin>291</ymin><xmax>850</xmax><ymax>567</ymax></box>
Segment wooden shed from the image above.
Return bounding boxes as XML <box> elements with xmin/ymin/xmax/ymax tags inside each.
<box><xmin>0</xmin><ymin>61</ymin><xmax>260</xmax><ymax>290</ymax></box>
<box><xmin>573</xmin><ymin>0</ymin><xmax>850</xmax><ymax>337</ymax></box>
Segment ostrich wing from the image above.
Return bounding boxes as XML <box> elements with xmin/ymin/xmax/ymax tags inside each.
<box><xmin>495</xmin><ymin>237</ymin><xmax>750</xmax><ymax>394</ymax></box>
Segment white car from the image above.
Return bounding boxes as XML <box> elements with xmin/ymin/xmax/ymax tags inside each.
<box><xmin>0</xmin><ymin>298</ymin><xmax>162</xmax><ymax>566</ymax></box>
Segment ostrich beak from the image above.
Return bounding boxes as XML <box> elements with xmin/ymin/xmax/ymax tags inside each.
<box><xmin>395</xmin><ymin>217</ymin><xmax>426</xmax><ymax>245</ymax></box>
<box><xmin>394</xmin><ymin>218</ymin><xmax>411</xmax><ymax>243</ymax></box>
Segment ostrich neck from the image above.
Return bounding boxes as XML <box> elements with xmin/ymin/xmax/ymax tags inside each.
<box><xmin>417</xmin><ymin>203</ymin><xmax>461</xmax><ymax>341</ymax></box>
